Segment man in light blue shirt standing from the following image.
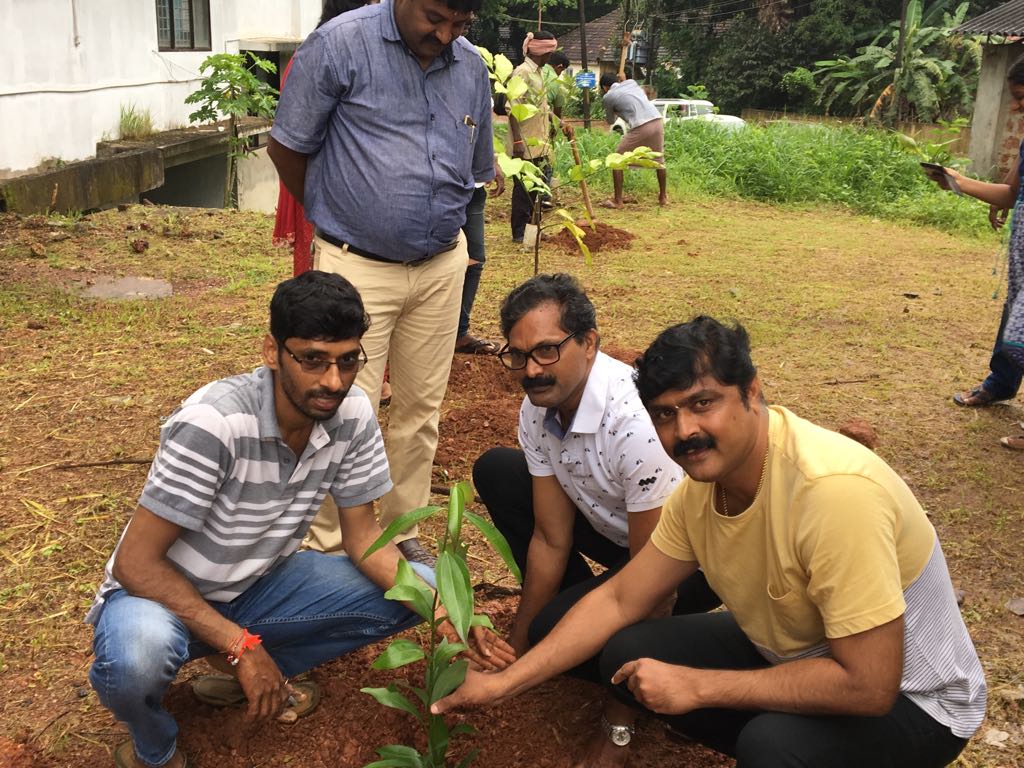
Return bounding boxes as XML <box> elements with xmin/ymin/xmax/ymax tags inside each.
<box><xmin>268</xmin><ymin>0</ymin><xmax>494</xmax><ymax>564</ymax></box>
<box><xmin>600</xmin><ymin>74</ymin><xmax>667</xmax><ymax>208</ymax></box>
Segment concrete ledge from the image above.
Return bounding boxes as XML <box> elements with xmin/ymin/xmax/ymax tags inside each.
<box><xmin>0</xmin><ymin>148</ymin><xmax>163</xmax><ymax>214</ymax></box>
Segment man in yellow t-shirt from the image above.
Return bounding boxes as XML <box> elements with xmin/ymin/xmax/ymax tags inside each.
<box><xmin>434</xmin><ymin>316</ymin><xmax>986</xmax><ymax>768</ymax></box>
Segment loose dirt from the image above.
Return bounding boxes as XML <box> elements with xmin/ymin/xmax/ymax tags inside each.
<box><xmin>549</xmin><ymin>221</ymin><xmax>635</xmax><ymax>254</ymax></box>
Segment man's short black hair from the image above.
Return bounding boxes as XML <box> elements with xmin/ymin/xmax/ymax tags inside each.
<box><xmin>600</xmin><ymin>73</ymin><xmax>618</xmax><ymax>90</ymax></box>
<box><xmin>499</xmin><ymin>273</ymin><xmax>597</xmax><ymax>340</ymax></box>
<box><xmin>532</xmin><ymin>29</ymin><xmax>555</xmax><ymax>41</ymax></box>
<box><xmin>270</xmin><ymin>270</ymin><xmax>370</xmax><ymax>343</ymax></box>
<box><xmin>634</xmin><ymin>317</ymin><xmax>758</xmax><ymax>406</ymax></box>
<box><xmin>317</xmin><ymin>0</ymin><xmax>363</xmax><ymax>28</ymax></box>
<box><xmin>549</xmin><ymin>51</ymin><xmax>570</xmax><ymax>69</ymax></box>
<box><xmin>445</xmin><ymin>0</ymin><xmax>483</xmax><ymax>13</ymax></box>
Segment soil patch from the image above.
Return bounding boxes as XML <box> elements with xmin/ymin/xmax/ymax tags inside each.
<box><xmin>549</xmin><ymin>221</ymin><xmax>635</xmax><ymax>254</ymax></box>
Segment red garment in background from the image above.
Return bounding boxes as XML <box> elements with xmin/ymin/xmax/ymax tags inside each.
<box><xmin>272</xmin><ymin>58</ymin><xmax>314</xmax><ymax>276</ymax></box>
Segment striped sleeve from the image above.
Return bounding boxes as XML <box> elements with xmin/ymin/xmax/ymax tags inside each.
<box><xmin>329</xmin><ymin>405</ymin><xmax>392</xmax><ymax>509</ymax></box>
<box><xmin>139</xmin><ymin>404</ymin><xmax>233</xmax><ymax>531</ymax></box>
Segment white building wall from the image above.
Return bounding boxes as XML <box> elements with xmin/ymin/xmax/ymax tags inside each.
<box><xmin>0</xmin><ymin>0</ymin><xmax>321</xmax><ymax>175</ymax></box>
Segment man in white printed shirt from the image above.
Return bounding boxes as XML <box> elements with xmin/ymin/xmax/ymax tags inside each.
<box><xmin>86</xmin><ymin>271</ymin><xmax>510</xmax><ymax>768</ymax></box>
<box><xmin>473</xmin><ymin>273</ymin><xmax>718</xmax><ymax>766</ymax></box>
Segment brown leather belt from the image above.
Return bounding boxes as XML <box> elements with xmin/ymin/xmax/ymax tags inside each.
<box><xmin>316</xmin><ymin>230</ymin><xmax>458</xmax><ymax>267</ymax></box>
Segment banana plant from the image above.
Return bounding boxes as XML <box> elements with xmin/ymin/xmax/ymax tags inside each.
<box><xmin>360</xmin><ymin>481</ymin><xmax>521</xmax><ymax>768</ymax></box>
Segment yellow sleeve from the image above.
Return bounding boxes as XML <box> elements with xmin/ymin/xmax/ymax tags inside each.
<box><xmin>795</xmin><ymin>475</ymin><xmax>906</xmax><ymax>639</ymax></box>
<box><xmin>650</xmin><ymin>483</ymin><xmax>696</xmax><ymax>562</ymax></box>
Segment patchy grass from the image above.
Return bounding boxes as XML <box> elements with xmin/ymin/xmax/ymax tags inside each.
<box><xmin>0</xmin><ymin>196</ymin><xmax>1021</xmax><ymax>766</ymax></box>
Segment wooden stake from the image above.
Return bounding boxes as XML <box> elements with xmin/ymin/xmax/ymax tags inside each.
<box><xmin>565</xmin><ymin>125</ymin><xmax>594</xmax><ymax>220</ymax></box>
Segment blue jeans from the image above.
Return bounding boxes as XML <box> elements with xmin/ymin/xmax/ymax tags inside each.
<box><xmin>458</xmin><ymin>186</ymin><xmax>487</xmax><ymax>338</ymax></box>
<box><xmin>89</xmin><ymin>551</ymin><xmax>432</xmax><ymax>767</ymax></box>
<box><xmin>982</xmin><ymin>301</ymin><xmax>1023</xmax><ymax>399</ymax></box>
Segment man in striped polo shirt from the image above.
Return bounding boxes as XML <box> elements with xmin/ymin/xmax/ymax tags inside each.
<box><xmin>85</xmin><ymin>272</ymin><xmax>510</xmax><ymax>768</ymax></box>
<box><xmin>435</xmin><ymin>316</ymin><xmax>986</xmax><ymax>768</ymax></box>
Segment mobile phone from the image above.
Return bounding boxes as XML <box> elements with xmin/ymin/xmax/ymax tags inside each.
<box><xmin>920</xmin><ymin>162</ymin><xmax>962</xmax><ymax>196</ymax></box>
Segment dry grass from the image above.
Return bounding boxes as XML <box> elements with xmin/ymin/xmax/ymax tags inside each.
<box><xmin>0</xmin><ymin>193</ymin><xmax>1021</xmax><ymax>766</ymax></box>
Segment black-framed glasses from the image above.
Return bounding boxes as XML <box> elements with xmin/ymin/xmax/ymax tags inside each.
<box><xmin>497</xmin><ymin>332</ymin><xmax>578</xmax><ymax>370</ymax></box>
<box><xmin>281</xmin><ymin>342</ymin><xmax>367</xmax><ymax>375</ymax></box>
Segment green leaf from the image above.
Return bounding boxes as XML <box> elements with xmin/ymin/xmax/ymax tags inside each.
<box><xmin>364</xmin><ymin>744</ymin><xmax>425</xmax><ymax>767</ymax></box>
<box><xmin>450</xmin><ymin>723</ymin><xmax>476</xmax><ymax>737</ymax></box>
<box><xmin>361</xmin><ymin>685</ymin><xmax>424</xmax><ymax>722</ymax></box>
<box><xmin>463</xmin><ymin>509</ymin><xmax>522</xmax><ymax>584</ymax></box>
<box><xmin>504</xmin><ymin>75</ymin><xmax>528</xmax><ymax>102</ymax></box>
<box><xmin>455</xmin><ymin>748</ymin><xmax>480</xmax><ymax>768</ymax></box>
<box><xmin>493</xmin><ymin>54</ymin><xmax>514</xmax><ymax>83</ymax></box>
<box><xmin>430</xmin><ymin>658</ymin><xmax>468</xmax><ymax>703</ymax></box>
<box><xmin>372</xmin><ymin>638</ymin><xmax>426</xmax><ymax>670</ymax></box>
<box><xmin>469</xmin><ymin>613</ymin><xmax>494</xmax><ymax>630</ymax></box>
<box><xmin>445</xmin><ymin>481</ymin><xmax>471</xmax><ymax>548</ymax></box>
<box><xmin>508</xmin><ymin>103</ymin><xmax>538</xmax><ymax>123</ymax></box>
<box><xmin>427</xmin><ymin>715</ymin><xmax>449</xmax><ymax>766</ymax></box>
<box><xmin>474</xmin><ymin>46</ymin><xmax>493</xmax><ymax>68</ymax></box>
<box><xmin>384</xmin><ymin>559</ymin><xmax>435</xmax><ymax>620</ymax></box>
<box><xmin>436</xmin><ymin>551</ymin><xmax>473</xmax><ymax>642</ymax></box>
<box><xmin>361</xmin><ymin>505</ymin><xmax>442</xmax><ymax>562</ymax></box>
<box><xmin>433</xmin><ymin>636</ymin><xmax>468</xmax><ymax>666</ymax></box>
<box><xmin>397</xmin><ymin>679</ymin><xmax>430</xmax><ymax>707</ymax></box>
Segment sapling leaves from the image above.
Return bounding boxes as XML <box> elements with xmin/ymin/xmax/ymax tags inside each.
<box><xmin>428</xmin><ymin>715</ymin><xmax>450</xmax><ymax>765</ymax></box>
<box><xmin>365</xmin><ymin>743</ymin><xmax>426</xmax><ymax>768</ymax></box>
<box><xmin>373</xmin><ymin>638</ymin><xmax>425</xmax><ymax>670</ymax></box>
<box><xmin>434</xmin><ymin>637</ymin><xmax>468</xmax><ymax>666</ymax></box>
<box><xmin>445</xmin><ymin>481</ymin><xmax>471</xmax><ymax>547</ymax></box>
<box><xmin>436</xmin><ymin>552</ymin><xmax>473</xmax><ymax>643</ymax></box>
<box><xmin>361</xmin><ymin>684</ymin><xmax>424</xmax><ymax>722</ymax></box>
<box><xmin>508</xmin><ymin>103</ymin><xmax>538</xmax><ymax>123</ymax></box>
<box><xmin>384</xmin><ymin>559</ymin><xmax>434</xmax><ymax>620</ymax></box>
<box><xmin>469</xmin><ymin>614</ymin><xmax>495</xmax><ymax>629</ymax></box>
<box><xmin>431</xmin><ymin>658</ymin><xmax>469</xmax><ymax>703</ymax></box>
<box><xmin>362</xmin><ymin>505</ymin><xmax>442</xmax><ymax>562</ymax></box>
<box><xmin>464</xmin><ymin>510</ymin><xmax>523</xmax><ymax>583</ymax></box>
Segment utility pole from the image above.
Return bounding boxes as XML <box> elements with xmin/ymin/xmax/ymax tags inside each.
<box><xmin>578</xmin><ymin>0</ymin><xmax>591</xmax><ymax>129</ymax></box>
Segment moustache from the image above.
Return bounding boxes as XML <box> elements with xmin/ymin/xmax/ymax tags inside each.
<box><xmin>521</xmin><ymin>375</ymin><xmax>556</xmax><ymax>391</ymax></box>
<box><xmin>310</xmin><ymin>387</ymin><xmax>346</xmax><ymax>402</ymax></box>
<box><xmin>673</xmin><ymin>435</ymin><xmax>715</xmax><ymax>457</ymax></box>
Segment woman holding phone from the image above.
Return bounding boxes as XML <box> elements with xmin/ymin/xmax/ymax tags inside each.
<box><xmin>925</xmin><ymin>57</ymin><xmax>1024</xmax><ymax>449</ymax></box>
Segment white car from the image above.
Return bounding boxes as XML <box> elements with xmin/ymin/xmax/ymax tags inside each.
<box><xmin>612</xmin><ymin>98</ymin><xmax>746</xmax><ymax>133</ymax></box>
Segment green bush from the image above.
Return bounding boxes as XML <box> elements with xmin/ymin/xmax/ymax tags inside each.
<box><xmin>553</xmin><ymin>120</ymin><xmax>992</xmax><ymax>238</ymax></box>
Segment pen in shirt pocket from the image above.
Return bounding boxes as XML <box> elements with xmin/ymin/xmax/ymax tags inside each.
<box><xmin>463</xmin><ymin>115</ymin><xmax>476</xmax><ymax>143</ymax></box>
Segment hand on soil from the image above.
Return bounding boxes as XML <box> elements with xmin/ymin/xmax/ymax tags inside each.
<box><xmin>431</xmin><ymin>668</ymin><xmax>508</xmax><ymax>714</ymax></box>
<box><xmin>235</xmin><ymin>646</ymin><xmax>292</xmax><ymax>722</ymax></box>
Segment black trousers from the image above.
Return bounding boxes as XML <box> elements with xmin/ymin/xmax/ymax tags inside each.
<box><xmin>597</xmin><ymin>610</ymin><xmax>968</xmax><ymax>767</ymax></box>
<box><xmin>472</xmin><ymin>447</ymin><xmax>721</xmax><ymax>680</ymax></box>
<box><xmin>509</xmin><ymin>161</ymin><xmax>551</xmax><ymax>240</ymax></box>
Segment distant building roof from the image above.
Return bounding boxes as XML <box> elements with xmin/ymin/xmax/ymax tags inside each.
<box><xmin>559</xmin><ymin>8</ymin><xmax>623</xmax><ymax>63</ymax></box>
<box><xmin>957</xmin><ymin>0</ymin><xmax>1024</xmax><ymax>34</ymax></box>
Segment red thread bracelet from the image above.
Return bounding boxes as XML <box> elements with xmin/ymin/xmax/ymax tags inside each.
<box><xmin>226</xmin><ymin>628</ymin><xmax>262</xmax><ymax>666</ymax></box>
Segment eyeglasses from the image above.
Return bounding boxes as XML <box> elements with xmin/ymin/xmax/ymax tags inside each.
<box><xmin>281</xmin><ymin>342</ymin><xmax>368</xmax><ymax>375</ymax></box>
<box><xmin>497</xmin><ymin>332</ymin><xmax>578</xmax><ymax>370</ymax></box>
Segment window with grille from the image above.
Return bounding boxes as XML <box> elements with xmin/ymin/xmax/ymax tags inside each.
<box><xmin>156</xmin><ymin>0</ymin><xmax>211</xmax><ymax>51</ymax></box>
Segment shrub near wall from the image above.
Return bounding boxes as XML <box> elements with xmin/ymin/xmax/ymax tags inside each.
<box><xmin>555</xmin><ymin>121</ymin><xmax>992</xmax><ymax>238</ymax></box>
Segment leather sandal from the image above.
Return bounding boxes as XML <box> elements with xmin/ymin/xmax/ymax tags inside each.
<box><xmin>999</xmin><ymin>434</ymin><xmax>1024</xmax><ymax>450</ymax></box>
<box><xmin>952</xmin><ymin>386</ymin><xmax>1008</xmax><ymax>407</ymax></box>
<box><xmin>114</xmin><ymin>741</ymin><xmax>189</xmax><ymax>768</ymax></box>
<box><xmin>191</xmin><ymin>672</ymin><xmax>320</xmax><ymax>721</ymax></box>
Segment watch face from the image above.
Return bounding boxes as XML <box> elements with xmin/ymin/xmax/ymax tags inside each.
<box><xmin>610</xmin><ymin>727</ymin><xmax>631</xmax><ymax>747</ymax></box>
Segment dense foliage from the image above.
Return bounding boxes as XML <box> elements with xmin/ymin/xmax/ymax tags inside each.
<box><xmin>553</xmin><ymin>120</ymin><xmax>993</xmax><ymax>237</ymax></box>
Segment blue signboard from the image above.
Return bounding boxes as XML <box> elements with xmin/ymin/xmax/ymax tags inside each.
<box><xmin>574</xmin><ymin>71</ymin><xmax>597</xmax><ymax>89</ymax></box>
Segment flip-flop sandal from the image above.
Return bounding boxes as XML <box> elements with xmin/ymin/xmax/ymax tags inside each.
<box><xmin>114</xmin><ymin>740</ymin><xmax>189</xmax><ymax>768</ymax></box>
<box><xmin>454</xmin><ymin>336</ymin><xmax>499</xmax><ymax>355</ymax></box>
<box><xmin>952</xmin><ymin>386</ymin><xmax>1008</xmax><ymax>407</ymax></box>
<box><xmin>191</xmin><ymin>673</ymin><xmax>321</xmax><ymax>721</ymax></box>
<box><xmin>999</xmin><ymin>434</ymin><xmax>1024</xmax><ymax>450</ymax></box>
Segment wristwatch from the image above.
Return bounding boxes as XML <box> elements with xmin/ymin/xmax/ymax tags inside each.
<box><xmin>601</xmin><ymin>715</ymin><xmax>635</xmax><ymax>747</ymax></box>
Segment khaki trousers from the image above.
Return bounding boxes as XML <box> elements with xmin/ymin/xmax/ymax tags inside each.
<box><xmin>303</xmin><ymin>233</ymin><xmax>467</xmax><ymax>553</ymax></box>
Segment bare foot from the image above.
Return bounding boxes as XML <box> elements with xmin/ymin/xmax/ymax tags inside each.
<box><xmin>570</xmin><ymin>729</ymin><xmax>632</xmax><ymax>768</ymax></box>
<box><xmin>380</xmin><ymin>380</ymin><xmax>392</xmax><ymax>405</ymax></box>
<box><xmin>600</xmin><ymin>199</ymin><xmax>623</xmax><ymax>209</ymax></box>
<box><xmin>658</xmin><ymin>195</ymin><xmax>669</xmax><ymax>207</ymax></box>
